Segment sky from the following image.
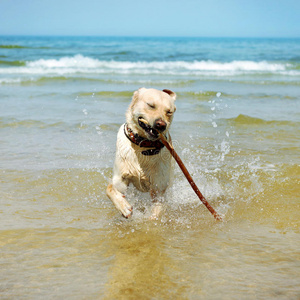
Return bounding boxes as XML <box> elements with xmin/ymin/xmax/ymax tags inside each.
<box><xmin>0</xmin><ymin>0</ymin><xmax>299</xmax><ymax>37</ymax></box>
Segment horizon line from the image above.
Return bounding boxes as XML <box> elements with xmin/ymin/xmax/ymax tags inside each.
<box><xmin>0</xmin><ymin>34</ymin><xmax>300</xmax><ymax>39</ymax></box>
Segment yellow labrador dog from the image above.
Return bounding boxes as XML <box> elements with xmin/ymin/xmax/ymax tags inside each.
<box><xmin>106</xmin><ymin>87</ymin><xmax>176</xmax><ymax>218</ymax></box>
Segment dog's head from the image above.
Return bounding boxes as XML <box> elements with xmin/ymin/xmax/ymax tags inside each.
<box><xmin>126</xmin><ymin>88</ymin><xmax>176</xmax><ymax>140</ymax></box>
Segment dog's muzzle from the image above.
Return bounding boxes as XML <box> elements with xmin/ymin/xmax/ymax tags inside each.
<box><xmin>138</xmin><ymin>117</ymin><xmax>167</xmax><ymax>140</ymax></box>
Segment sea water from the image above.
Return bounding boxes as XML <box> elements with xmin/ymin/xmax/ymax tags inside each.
<box><xmin>0</xmin><ymin>36</ymin><xmax>299</xmax><ymax>299</ymax></box>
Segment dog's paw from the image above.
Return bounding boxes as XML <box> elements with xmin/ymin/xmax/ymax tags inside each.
<box><xmin>107</xmin><ymin>184</ymin><xmax>133</xmax><ymax>219</ymax></box>
<box><xmin>115</xmin><ymin>196</ymin><xmax>133</xmax><ymax>218</ymax></box>
<box><xmin>122</xmin><ymin>205</ymin><xmax>133</xmax><ymax>218</ymax></box>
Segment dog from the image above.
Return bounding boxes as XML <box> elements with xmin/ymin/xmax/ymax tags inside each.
<box><xmin>106</xmin><ymin>87</ymin><xmax>177</xmax><ymax>219</ymax></box>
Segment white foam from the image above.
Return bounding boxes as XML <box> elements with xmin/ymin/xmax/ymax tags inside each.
<box><xmin>0</xmin><ymin>78</ymin><xmax>23</xmax><ymax>84</ymax></box>
<box><xmin>0</xmin><ymin>54</ymin><xmax>297</xmax><ymax>77</ymax></box>
<box><xmin>27</xmin><ymin>55</ymin><xmax>102</xmax><ymax>69</ymax></box>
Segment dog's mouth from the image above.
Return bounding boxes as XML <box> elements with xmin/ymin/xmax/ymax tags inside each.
<box><xmin>138</xmin><ymin>117</ymin><xmax>159</xmax><ymax>139</ymax></box>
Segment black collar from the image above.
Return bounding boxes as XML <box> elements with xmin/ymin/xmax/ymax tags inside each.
<box><xmin>124</xmin><ymin>123</ymin><xmax>165</xmax><ymax>156</ymax></box>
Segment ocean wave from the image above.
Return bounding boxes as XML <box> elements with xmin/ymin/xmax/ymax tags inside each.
<box><xmin>0</xmin><ymin>75</ymin><xmax>194</xmax><ymax>86</ymax></box>
<box><xmin>227</xmin><ymin>114</ymin><xmax>300</xmax><ymax>127</ymax></box>
<box><xmin>0</xmin><ymin>117</ymin><xmax>112</xmax><ymax>131</ymax></box>
<box><xmin>0</xmin><ymin>78</ymin><xmax>23</xmax><ymax>84</ymax></box>
<box><xmin>0</xmin><ymin>44</ymin><xmax>28</xmax><ymax>49</ymax></box>
<box><xmin>0</xmin><ymin>60</ymin><xmax>26</xmax><ymax>66</ymax></box>
<box><xmin>0</xmin><ymin>118</ymin><xmax>65</xmax><ymax>129</ymax></box>
<box><xmin>0</xmin><ymin>44</ymin><xmax>50</xmax><ymax>49</ymax></box>
<box><xmin>0</xmin><ymin>54</ymin><xmax>298</xmax><ymax>77</ymax></box>
<box><xmin>77</xmin><ymin>91</ymin><xmax>133</xmax><ymax>98</ymax></box>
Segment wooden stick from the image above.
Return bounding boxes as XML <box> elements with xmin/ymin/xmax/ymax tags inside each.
<box><xmin>159</xmin><ymin>132</ymin><xmax>222</xmax><ymax>221</ymax></box>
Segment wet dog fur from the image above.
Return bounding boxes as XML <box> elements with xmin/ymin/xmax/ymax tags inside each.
<box><xmin>106</xmin><ymin>87</ymin><xmax>176</xmax><ymax>218</ymax></box>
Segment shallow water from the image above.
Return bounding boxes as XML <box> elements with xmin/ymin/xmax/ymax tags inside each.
<box><xmin>1</xmin><ymin>36</ymin><xmax>300</xmax><ymax>299</ymax></box>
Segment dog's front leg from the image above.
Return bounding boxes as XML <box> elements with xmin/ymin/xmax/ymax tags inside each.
<box><xmin>106</xmin><ymin>176</ymin><xmax>133</xmax><ymax>218</ymax></box>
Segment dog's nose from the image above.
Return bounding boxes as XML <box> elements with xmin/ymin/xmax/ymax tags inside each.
<box><xmin>154</xmin><ymin>119</ymin><xmax>167</xmax><ymax>132</ymax></box>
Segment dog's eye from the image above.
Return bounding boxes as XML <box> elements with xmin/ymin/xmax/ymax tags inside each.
<box><xmin>147</xmin><ymin>103</ymin><xmax>155</xmax><ymax>109</ymax></box>
<box><xmin>166</xmin><ymin>110</ymin><xmax>173</xmax><ymax>116</ymax></box>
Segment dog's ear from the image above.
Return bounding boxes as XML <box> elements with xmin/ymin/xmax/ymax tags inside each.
<box><xmin>163</xmin><ymin>89</ymin><xmax>176</xmax><ymax>100</ymax></box>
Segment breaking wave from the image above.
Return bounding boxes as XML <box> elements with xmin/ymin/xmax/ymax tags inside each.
<box><xmin>0</xmin><ymin>55</ymin><xmax>298</xmax><ymax>77</ymax></box>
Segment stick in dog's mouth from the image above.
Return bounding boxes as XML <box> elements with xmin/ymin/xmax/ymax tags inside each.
<box><xmin>141</xmin><ymin>117</ymin><xmax>222</xmax><ymax>221</ymax></box>
<box><xmin>138</xmin><ymin>117</ymin><xmax>149</xmax><ymax>125</ymax></box>
<box><xmin>138</xmin><ymin>117</ymin><xmax>159</xmax><ymax>139</ymax></box>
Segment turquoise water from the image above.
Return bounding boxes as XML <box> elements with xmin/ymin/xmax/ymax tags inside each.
<box><xmin>1</xmin><ymin>36</ymin><xmax>300</xmax><ymax>299</ymax></box>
